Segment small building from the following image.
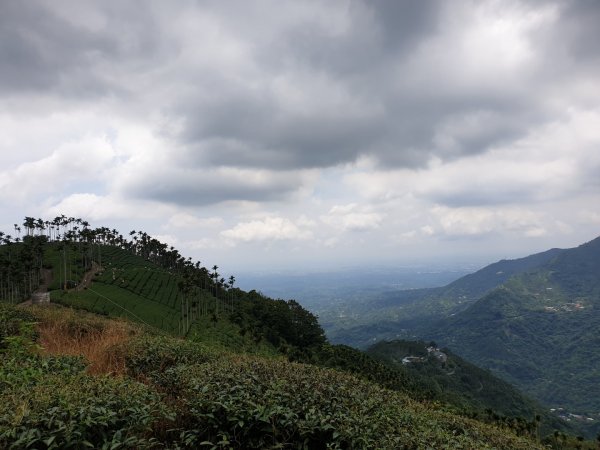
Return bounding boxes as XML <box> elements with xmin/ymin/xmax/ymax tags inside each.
<box><xmin>31</xmin><ymin>292</ymin><xmax>50</xmax><ymax>304</ymax></box>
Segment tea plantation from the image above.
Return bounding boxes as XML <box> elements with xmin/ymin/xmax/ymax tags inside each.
<box><xmin>0</xmin><ymin>302</ymin><xmax>551</xmax><ymax>449</ymax></box>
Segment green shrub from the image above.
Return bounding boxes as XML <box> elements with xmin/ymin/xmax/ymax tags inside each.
<box><xmin>163</xmin><ymin>356</ymin><xmax>541</xmax><ymax>449</ymax></box>
<box><xmin>120</xmin><ymin>335</ymin><xmax>221</xmax><ymax>379</ymax></box>
<box><xmin>0</xmin><ymin>374</ymin><xmax>172</xmax><ymax>449</ymax></box>
<box><xmin>0</xmin><ymin>353</ymin><xmax>86</xmax><ymax>390</ymax></box>
<box><xmin>0</xmin><ymin>304</ymin><xmax>38</xmax><ymax>350</ymax></box>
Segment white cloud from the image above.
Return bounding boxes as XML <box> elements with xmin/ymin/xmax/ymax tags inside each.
<box><xmin>220</xmin><ymin>216</ymin><xmax>313</xmax><ymax>244</ymax></box>
<box><xmin>166</xmin><ymin>212</ymin><xmax>224</xmax><ymax>229</ymax></box>
<box><xmin>321</xmin><ymin>203</ymin><xmax>384</xmax><ymax>232</ymax></box>
<box><xmin>1</xmin><ymin>1</ymin><xmax>600</xmax><ymax>270</ymax></box>
<box><xmin>428</xmin><ymin>205</ymin><xmax>549</xmax><ymax>238</ymax></box>
<box><xmin>151</xmin><ymin>234</ymin><xmax>179</xmax><ymax>248</ymax></box>
<box><xmin>44</xmin><ymin>193</ymin><xmax>169</xmax><ymax>222</ymax></box>
<box><xmin>0</xmin><ymin>136</ymin><xmax>115</xmax><ymax>203</ymax></box>
<box><xmin>579</xmin><ymin>211</ymin><xmax>600</xmax><ymax>225</ymax></box>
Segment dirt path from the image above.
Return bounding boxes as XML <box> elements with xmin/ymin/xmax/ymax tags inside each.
<box><xmin>19</xmin><ymin>262</ymin><xmax>102</xmax><ymax>306</ymax></box>
<box><xmin>72</xmin><ymin>262</ymin><xmax>102</xmax><ymax>292</ymax></box>
<box><xmin>20</xmin><ymin>268</ymin><xmax>53</xmax><ymax>305</ymax></box>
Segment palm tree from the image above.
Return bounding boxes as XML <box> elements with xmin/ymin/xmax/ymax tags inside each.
<box><xmin>211</xmin><ymin>265</ymin><xmax>219</xmax><ymax>315</ymax></box>
<box><xmin>23</xmin><ymin>217</ymin><xmax>35</xmax><ymax>236</ymax></box>
<box><xmin>228</xmin><ymin>275</ymin><xmax>236</xmax><ymax>312</ymax></box>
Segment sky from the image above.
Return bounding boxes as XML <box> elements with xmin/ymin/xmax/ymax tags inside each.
<box><xmin>1</xmin><ymin>0</ymin><xmax>599</xmax><ymax>274</ymax></box>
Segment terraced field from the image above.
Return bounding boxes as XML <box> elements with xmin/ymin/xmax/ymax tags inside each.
<box><xmin>49</xmin><ymin>246</ymin><xmax>218</xmax><ymax>334</ymax></box>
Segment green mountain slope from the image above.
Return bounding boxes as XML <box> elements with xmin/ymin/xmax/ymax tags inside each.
<box><xmin>40</xmin><ymin>236</ymin><xmax>556</xmax><ymax>428</ymax></box>
<box><xmin>367</xmin><ymin>340</ymin><xmax>555</xmax><ymax>424</ymax></box>
<box><xmin>327</xmin><ymin>247</ymin><xmax>564</xmax><ymax>348</ymax></box>
<box><xmin>0</xmin><ymin>303</ymin><xmax>550</xmax><ymax>449</ymax></box>
<box><xmin>0</xmin><ymin>217</ymin><xmax>587</xmax><ymax>446</ymax></box>
<box><xmin>428</xmin><ymin>236</ymin><xmax>600</xmax><ymax>437</ymax></box>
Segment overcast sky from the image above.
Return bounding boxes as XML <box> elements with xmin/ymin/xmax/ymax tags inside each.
<box><xmin>1</xmin><ymin>0</ymin><xmax>599</xmax><ymax>274</ymax></box>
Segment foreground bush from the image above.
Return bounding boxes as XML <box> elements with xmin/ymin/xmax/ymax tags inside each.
<box><xmin>0</xmin><ymin>304</ymin><xmax>545</xmax><ymax>449</ymax></box>
<box><xmin>163</xmin><ymin>356</ymin><xmax>541</xmax><ymax>449</ymax></box>
<box><xmin>0</xmin><ymin>374</ymin><xmax>171</xmax><ymax>449</ymax></box>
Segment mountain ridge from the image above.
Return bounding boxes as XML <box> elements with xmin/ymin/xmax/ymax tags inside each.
<box><xmin>426</xmin><ymin>236</ymin><xmax>600</xmax><ymax>437</ymax></box>
<box><xmin>326</xmin><ymin>245</ymin><xmax>568</xmax><ymax>348</ymax></box>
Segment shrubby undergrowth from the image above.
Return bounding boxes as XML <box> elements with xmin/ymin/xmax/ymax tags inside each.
<box><xmin>0</xmin><ymin>303</ymin><xmax>547</xmax><ymax>449</ymax></box>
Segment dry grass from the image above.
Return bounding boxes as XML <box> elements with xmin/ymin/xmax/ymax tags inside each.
<box><xmin>26</xmin><ymin>305</ymin><xmax>140</xmax><ymax>375</ymax></box>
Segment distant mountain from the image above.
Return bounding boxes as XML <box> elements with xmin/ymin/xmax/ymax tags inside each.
<box><xmin>327</xmin><ymin>246</ymin><xmax>565</xmax><ymax>348</ymax></box>
<box><xmin>436</xmin><ymin>247</ymin><xmax>565</xmax><ymax>303</ymax></box>
<box><xmin>427</xmin><ymin>236</ymin><xmax>600</xmax><ymax>437</ymax></box>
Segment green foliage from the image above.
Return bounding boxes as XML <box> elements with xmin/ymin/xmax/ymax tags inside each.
<box><xmin>323</xmin><ymin>247</ymin><xmax>564</xmax><ymax>349</ymax></box>
<box><xmin>49</xmin><ymin>246</ymin><xmax>182</xmax><ymax>333</ymax></box>
<box><xmin>0</xmin><ymin>303</ymin><xmax>38</xmax><ymax>350</ymax></box>
<box><xmin>0</xmin><ymin>303</ymin><xmax>170</xmax><ymax>449</ymax></box>
<box><xmin>158</xmin><ymin>356</ymin><xmax>542</xmax><ymax>449</ymax></box>
<box><xmin>231</xmin><ymin>290</ymin><xmax>326</xmax><ymax>351</ymax></box>
<box><xmin>0</xmin><ymin>374</ymin><xmax>171</xmax><ymax>449</ymax></box>
<box><xmin>427</xmin><ymin>237</ymin><xmax>600</xmax><ymax>438</ymax></box>
<box><xmin>187</xmin><ymin>314</ymin><xmax>278</xmax><ymax>356</ymax></box>
<box><xmin>307</xmin><ymin>344</ymin><xmax>426</xmax><ymax>396</ymax></box>
<box><xmin>0</xmin><ymin>302</ymin><xmax>548</xmax><ymax>449</ymax></box>
<box><xmin>48</xmin><ymin>244</ymin><xmax>326</xmax><ymax>360</ymax></box>
<box><xmin>3</xmin><ymin>218</ymin><xmax>594</xmax><ymax>447</ymax></box>
<box><xmin>366</xmin><ymin>340</ymin><xmax>563</xmax><ymax>433</ymax></box>
<box><xmin>119</xmin><ymin>334</ymin><xmax>220</xmax><ymax>379</ymax></box>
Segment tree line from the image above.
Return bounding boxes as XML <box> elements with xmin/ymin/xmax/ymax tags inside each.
<box><xmin>0</xmin><ymin>216</ymin><xmax>326</xmax><ymax>349</ymax></box>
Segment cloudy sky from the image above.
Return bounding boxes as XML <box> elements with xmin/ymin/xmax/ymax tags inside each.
<box><xmin>1</xmin><ymin>0</ymin><xmax>599</xmax><ymax>273</ymax></box>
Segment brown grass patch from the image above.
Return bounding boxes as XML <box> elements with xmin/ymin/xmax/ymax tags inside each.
<box><xmin>28</xmin><ymin>305</ymin><xmax>140</xmax><ymax>376</ymax></box>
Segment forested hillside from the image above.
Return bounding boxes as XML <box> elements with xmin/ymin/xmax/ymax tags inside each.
<box><xmin>367</xmin><ymin>339</ymin><xmax>559</xmax><ymax>427</ymax></box>
<box><xmin>0</xmin><ymin>216</ymin><xmax>592</xmax><ymax>448</ymax></box>
<box><xmin>427</xmin><ymin>237</ymin><xmax>600</xmax><ymax>438</ymax></box>
<box><xmin>325</xmin><ymin>247</ymin><xmax>565</xmax><ymax>348</ymax></box>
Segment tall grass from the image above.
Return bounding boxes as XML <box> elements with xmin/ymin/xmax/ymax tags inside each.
<box><xmin>29</xmin><ymin>305</ymin><xmax>138</xmax><ymax>375</ymax></box>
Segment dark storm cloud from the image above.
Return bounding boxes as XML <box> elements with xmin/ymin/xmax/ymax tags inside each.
<box><xmin>167</xmin><ymin>1</ymin><xmax>451</xmax><ymax>170</ymax></box>
<box><xmin>370</xmin><ymin>0</ymin><xmax>443</xmax><ymax>52</ymax></box>
<box><xmin>168</xmin><ymin>0</ymin><xmax>569</xmax><ymax>171</ymax></box>
<box><xmin>123</xmin><ymin>167</ymin><xmax>306</xmax><ymax>207</ymax></box>
<box><xmin>2</xmin><ymin>0</ymin><xmax>599</xmax><ymax>207</ymax></box>
<box><xmin>0</xmin><ymin>0</ymin><xmax>163</xmax><ymax>97</ymax></box>
<box><xmin>556</xmin><ymin>0</ymin><xmax>600</xmax><ymax>66</ymax></box>
<box><xmin>178</xmin><ymin>92</ymin><xmax>384</xmax><ymax>170</ymax></box>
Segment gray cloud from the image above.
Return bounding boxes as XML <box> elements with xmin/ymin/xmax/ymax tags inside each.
<box><xmin>119</xmin><ymin>163</ymin><xmax>310</xmax><ymax>207</ymax></box>
<box><xmin>165</xmin><ymin>0</ymin><xmax>582</xmax><ymax>172</ymax></box>
<box><xmin>0</xmin><ymin>0</ymin><xmax>164</xmax><ymax>98</ymax></box>
<box><xmin>2</xmin><ymin>0</ymin><xmax>599</xmax><ymax>209</ymax></box>
<box><xmin>556</xmin><ymin>0</ymin><xmax>600</xmax><ymax>66</ymax></box>
<box><xmin>370</xmin><ymin>0</ymin><xmax>443</xmax><ymax>52</ymax></box>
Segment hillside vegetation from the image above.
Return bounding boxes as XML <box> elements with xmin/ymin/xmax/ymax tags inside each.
<box><xmin>428</xmin><ymin>237</ymin><xmax>600</xmax><ymax>437</ymax></box>
<box><xmin>324</xmin><ymin>248</ymin><xmax>564</xmax><ymax>349</ymax></box>
<box><xmin>1</xmin><ymin>302</ymin><xmax>553</xmax><ymax>449</ymax></box>
<box><xmin>367</xmin><ymin>340</ymin><xmax>559</xmax><ymax>427</ymax></box>
<box><xmin>0</xmin><ymin>216</ymin><xmax>588</xmax><ymax>448</ymax></box>
<box><xmin>317</xmin><ymin>234</ymin><xmax>600</xmax><ymax>439</ymax></box>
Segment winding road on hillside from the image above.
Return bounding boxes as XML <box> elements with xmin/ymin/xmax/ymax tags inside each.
<box><xmin>73</xmin><ymin>262</ymin><xmax>102</xmax><ymax>292</ymax></box>
<box><xmin>20</xmin><ymin>262</ymin><xmax>102</xmax><ymax>305</ymax></box>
